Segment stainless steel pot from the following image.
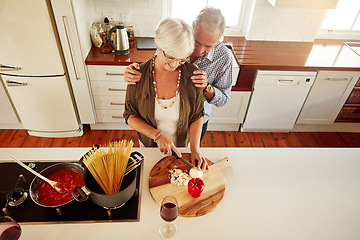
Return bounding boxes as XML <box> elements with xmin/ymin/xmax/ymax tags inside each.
<box><xmin>29</xmin><ymin>162</ymin><xmax>84</xmax><ymax>214</ymax></box>
<box><xmin>72</xmin><ymin>166</ymin><xmax>137</xmax><ymax>209</ymax></box>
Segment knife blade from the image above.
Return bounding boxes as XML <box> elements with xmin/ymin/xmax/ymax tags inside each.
<box><xmin>171</xmin><ymin>150</ymin><xmax>201</xmax><ymax>171</ymax></box>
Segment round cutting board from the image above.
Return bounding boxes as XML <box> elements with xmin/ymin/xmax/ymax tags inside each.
<box><xmin>149</xmin><ymin>153</ymin><xmax>231</xmax><ymax>217</ymax></box>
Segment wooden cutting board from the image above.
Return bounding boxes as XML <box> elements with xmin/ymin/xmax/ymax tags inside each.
<box><xmin>149</xmin><ymin>153</ymin><xmax>232</xmax><ymax>217</ymax></box>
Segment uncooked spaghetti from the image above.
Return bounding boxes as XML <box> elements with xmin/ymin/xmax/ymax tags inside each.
<box><xmin>82</xmin><ymin>140</ymin><xmax>134</xmax><ymax>194</ymax></box>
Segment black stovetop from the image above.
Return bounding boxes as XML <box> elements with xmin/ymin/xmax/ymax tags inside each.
<box><xmin>0</xmin><ymin>161</ymin><xmax>141</xmax><ymax>224</ymax></box>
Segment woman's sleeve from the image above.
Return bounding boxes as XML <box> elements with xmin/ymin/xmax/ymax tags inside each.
<box><xmin>123</xmin><ymin>84</ymin><xmax>139</xmax><ymax>124</ymax></box>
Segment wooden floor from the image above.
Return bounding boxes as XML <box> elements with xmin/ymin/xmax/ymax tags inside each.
<box><xmin>1</xmin><ymin>125</ymin><xmax>360</xmax><ymax>148</ymax></box>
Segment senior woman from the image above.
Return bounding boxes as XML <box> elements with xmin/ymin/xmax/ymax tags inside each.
<box><xmin>123</xmin><ymin>17</ymin><xmax>208</xmax><ymax>171</ymax></box>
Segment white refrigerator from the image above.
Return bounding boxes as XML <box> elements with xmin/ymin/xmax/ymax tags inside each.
<box><xmin>0</xmin><ymin>0</ymin><xmax>83</xmax><ymax>137</ymax></box>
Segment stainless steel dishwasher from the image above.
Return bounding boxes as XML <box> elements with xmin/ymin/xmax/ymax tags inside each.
<box><xmin>242</xmin><ymin>70</ymin><xmax>317</xmax><ymax>132</ymax></box>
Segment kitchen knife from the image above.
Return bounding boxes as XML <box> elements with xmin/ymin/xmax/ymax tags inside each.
<box><xmin>171</xmin><ymin>150</ymin><xmax>201</xmax><ymax>171</ymax></box>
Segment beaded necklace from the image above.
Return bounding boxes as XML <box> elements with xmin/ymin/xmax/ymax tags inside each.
<box><xmin>152</xmin><ymin>57</ymin><xmax>181</xmax><ymax>109</ymax></box>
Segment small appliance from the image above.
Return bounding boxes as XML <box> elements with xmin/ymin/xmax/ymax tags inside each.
<box><xmin>108</xmin><ymin>26</ymin><xmax>130</xmax><ymax>55</ymax></box>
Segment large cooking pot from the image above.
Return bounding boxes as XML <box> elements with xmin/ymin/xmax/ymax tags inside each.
<box><xmin>29</xmin><ymin>162</ymin><xmax>84</xmax><ymax>214</ymax></box>
<box><xmin>72</xmin><ymin>165</ymin><xmax>137</xmax><ymax>209</ymax></box>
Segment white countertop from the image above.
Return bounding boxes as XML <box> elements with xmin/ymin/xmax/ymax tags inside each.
<box><xmin>1</xmin><ymin>147</ymin><xmax>360</xmax><ymax>240</ymax></box>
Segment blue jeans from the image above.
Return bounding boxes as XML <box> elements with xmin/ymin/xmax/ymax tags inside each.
<box><xmin>200</xmin><ymin>121</ymin><xmax>208</xmax><ymax>143</ymax></box>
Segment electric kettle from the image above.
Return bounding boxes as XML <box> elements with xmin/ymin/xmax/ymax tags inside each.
<box><xmin>108</xmin><ymin>26</ymin><xmax>130</xmax><ymax>55</ymax></box>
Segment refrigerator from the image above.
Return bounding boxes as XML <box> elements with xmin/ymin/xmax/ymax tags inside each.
<box><xmin>0</xmin><ymin>0</ymin><xmax>83</xmax><ymax>137</ymax></box>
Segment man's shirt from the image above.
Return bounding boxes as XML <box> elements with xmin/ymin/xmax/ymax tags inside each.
<box><xmin>194</xmin><ymin>41</ymin><xmax>233</xmax><ymax>123</ymax></box>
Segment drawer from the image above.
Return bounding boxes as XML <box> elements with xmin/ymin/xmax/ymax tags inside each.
<box><xmin>336</xmin><ymin>106</ymin><xmax>360</xmax><ymax>121</ymax></box>
<box><xmin>87</xmin><ymin>65</ymin><xmax>127</xmax><ymax>83</ymax></box>
<box><xmin>346</xmin><ymin>89</ymin><xmax>360</xmax><ymax>104</ymax></box>
<box><xmin>96</xmin><ymin>109</ymin><xmax>126</xmax><ymax>122</ymax></box>
<box><xmin>93</xmin><ymin>95</ymin><xmax>126</xmax><ymax>110</ymax></box>
<box><xmin>90</xmin><ymin>81</ymin><xmax>127</xmax><ymax>95</ymax></box>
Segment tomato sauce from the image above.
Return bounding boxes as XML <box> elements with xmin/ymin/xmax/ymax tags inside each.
<box><xmin>37</xmin><ymin>170</ymin><xmax>83</xmax><ymax>206</ymax></box>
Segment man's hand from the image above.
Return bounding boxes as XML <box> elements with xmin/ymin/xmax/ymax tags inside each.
<box><xmin>191</xmin><ymin>69</ymin><xmax>208</xmax><ymax>90</ymax></box>
<box><xmin>124</xmin><ymin>62</ymin><xmax>141</xmax><ymax>85</ymax></box>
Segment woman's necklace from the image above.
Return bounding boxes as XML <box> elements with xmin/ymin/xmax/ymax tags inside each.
<box><xmin>152</xmin><ymin>57</ymin><xmax>181</xmax><ymax>109</ymax></box>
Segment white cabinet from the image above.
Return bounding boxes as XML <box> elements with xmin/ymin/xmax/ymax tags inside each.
<box><xmin>0</xmin><ymin>80</ymin><xmax>19</xmax><ymax>126</ymax></box>
<box><xmin>50</xmin><ymin>0</ymin><xmax>96</xmax><ymax>124</ymax></box>
<box><xmin>87</xmin><ymin>65</ymin><xmax>131</xmax><ymax>129</ymax></box>
<box><xmin>297</xmin><ymin>71</ymin><xmax>360</xmax><ymax>124</ymax></box>
<box><xmin>208</xmin><ymin>91</ymin><xmax>251</xmax><ymax>131</ymax></box>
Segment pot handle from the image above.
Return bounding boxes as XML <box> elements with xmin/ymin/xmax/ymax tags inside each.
<box><xmin>72</xmin><ymin>186</ymin><xmax>90</xmax><ymax>202</ymax></box>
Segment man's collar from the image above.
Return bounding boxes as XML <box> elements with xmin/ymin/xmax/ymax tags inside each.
<box><xmin>203</xmin><ymin>41</ymin><xmax>220</xmax><ymax>62</ymax></box>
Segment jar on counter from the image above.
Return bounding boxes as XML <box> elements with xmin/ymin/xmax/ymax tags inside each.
<box><xmin>127</xmin><ymin>25</ymin><xmax>135</xmax><ymax>46</ymax></box>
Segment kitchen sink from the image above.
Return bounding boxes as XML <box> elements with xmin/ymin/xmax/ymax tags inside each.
<box><xmin>344</xmin><ymin>42</ymin><xmax>360</xmax><ymax>56</ymax></box>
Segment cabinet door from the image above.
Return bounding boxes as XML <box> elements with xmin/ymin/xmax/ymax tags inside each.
<box><xmin>0</xmin><ymin>80</ymin><xmax>19</xmax><ymax>124</ymax></box>
<box><xmin>208</xmin><ymin>91</ymin><xmax>251</xmax><ymax>131</ymax></box>
<box><xmin>50</xmin><ymin>0</ymin><xmax>96</xmax><ymax>124</ymax></box>
<box><xmin>297</xmin><ymin>71</ymin><xmax>360</xmax><ymax>124</ymax></box>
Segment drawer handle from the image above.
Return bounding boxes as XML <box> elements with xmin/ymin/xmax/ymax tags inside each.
<box><xmin>110</xmin><ymin>102</ymin><xmax>124</xmax><ymax>106</ymax></box>
<box><xmin>108</xmin><ymin>88</ymin><xmax>124</xmax><ymax>91</ymax></box>
<box><xmin>6</xmin><ymin>80</ymin><xmax>27</xmax><ymax>86</ymax></box>
<box><xmin>278</xmin><ymin>79</ymin><xmax>294</xmax><ymax>83</ymax></box>
<box><xmin>325</xmin><ymin>77</ymin><xmax>349</xmax><ymax>81</ymax></box>
<box><xmin>112</xmin><ymin>116</ymin><xmax>123</xmax><ymax>119</ymax></box>
<box><xmin>106</xmin><ymin>73</ymin><xmax>124</xmax><ymax>76</ymax></box>
<box><xmin>353</xmin><ymin>110</ymin><xmax>360</xmax><ymax>114</ymax></box>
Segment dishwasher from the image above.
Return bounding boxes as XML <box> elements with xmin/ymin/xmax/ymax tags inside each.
<box><xmin>242</xmin><ymin>70</ymin><xmax>317</xmax><ymax>132</ymax></box>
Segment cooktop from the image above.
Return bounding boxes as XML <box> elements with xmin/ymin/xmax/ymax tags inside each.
<box><xmin>0</xmin><ymin>161</ymin><xmax>142</xmax><ymax>224</ymax></box>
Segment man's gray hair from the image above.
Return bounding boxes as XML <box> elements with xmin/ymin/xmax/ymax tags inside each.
<box><xmin>193</xmin><ymin>7</ymin><xmax>226</xmax><ymax>36</ymax></box>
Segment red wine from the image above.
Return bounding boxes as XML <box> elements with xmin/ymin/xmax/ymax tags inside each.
<box><xmin>0</xmin><ymin>223</ymin><xmax>21</xmax><ymax>240</ymax></box>
<box><xmin>160</xmin><ymin>202</ymin><xmax>178</xmax><ymax>222</ymax></box>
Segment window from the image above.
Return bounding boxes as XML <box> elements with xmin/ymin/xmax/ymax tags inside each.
<box><xmin>169</xmin><ymin>0</ymin><xmax>247</xmax><ymax>36</ymax></box>
<box><xmin>317</xmin><ymin>0</ymin><xmax>360</xmax><ymax>39</ymax></box>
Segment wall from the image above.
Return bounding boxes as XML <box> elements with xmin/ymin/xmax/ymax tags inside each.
<box><xmin>246</xmin><ymin>0</ymin><xmax>327</xmax><ymax>42</ymax></box>
<box><xmin>90</xmin><ymin>0</ymin><xmax>328</xmax><ymax>42</ymax></box>
<box><xmin>92</xmin><ymin>0</ymin><xmax>165</xmax><ymax>37</ymax></box>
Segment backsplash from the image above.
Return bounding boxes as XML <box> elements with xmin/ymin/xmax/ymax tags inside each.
<box><xmin>91</xmin><ymin>0</ymin><xmax>327</xmax><ymax>42</ymax></box>
<box><xmin>246</xmin><ymin>0</ymin><xmax>327</xmax><ymax>42</ymax></box>
<box><xmin>92</xmin><ymin>0</ymin><xmax>164</xmax><ymax>37</ymax></box>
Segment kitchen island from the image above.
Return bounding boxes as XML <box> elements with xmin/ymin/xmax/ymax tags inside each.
<box><xmin>1</xmin><ymin>147</ymin><xmax>360</xmax><ymax>240</ymax></box>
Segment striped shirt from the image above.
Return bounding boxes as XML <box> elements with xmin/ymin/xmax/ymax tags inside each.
<box><xmin>194</xmin><ymin>41</ymin><xmax>233</xmax><ymax>123</ymax></box>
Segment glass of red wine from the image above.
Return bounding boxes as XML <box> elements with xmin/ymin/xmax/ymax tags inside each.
<box><xmin>0</xmin><ymin>216</ymin><xmax>21</xmax><ymax>240</ymax></box>
<box><xmin>159</xmin><ymin>195</ymin><xmax>178</xmax><ymax>238</ymax></box>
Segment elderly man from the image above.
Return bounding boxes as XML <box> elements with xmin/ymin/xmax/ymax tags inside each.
<box><xmin>124</xmin><ymin>7</ymin><xmax>233</xmax><ymax>142</ymax></box>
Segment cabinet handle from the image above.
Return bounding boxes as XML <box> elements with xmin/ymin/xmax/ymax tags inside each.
<box><xmin>278</xmin><ymin>79</ymin><xmax>294</xmax><ymax>83</ymax></box>
<box><xmin>6</xmin><ymin>80</ymin><xmax>27</xmax><ymax>86</ymax></box>
<box><xmin>353</xmin><ymin>109</ymin><xmax>360</xmax><ymax>114</ymax></box>
<box><xmin>110</xmin><ymin>102</ymin><xmax>124</xmax><ymax>106</ymax></box>
<box><xmin>0</xmin><ymin>64</ymin><xmax>21</xmax><ymax>70</ymax></box>
<box><xmin>112</xmin><ymin>116</ymin><xmax>123</xmax><ymax>119</ymax></box>
<box><xmin>325</xmin><ymin>77</ymin><xmax>349</xmax><ymax>81</ymax></box>
<box><xmin>108</xmin><ymin>88</ymin><xmax>124</xmax><ymax>91</ymax></box>
<box><xmin>62</xmin><ymin>16</ymin><xmax>80</xmax><ymax>80</ymax></box>
<box><xmin>106</xmin><ymin>73</ymin><xmax>124</xmax><ymax>76</ymax></box>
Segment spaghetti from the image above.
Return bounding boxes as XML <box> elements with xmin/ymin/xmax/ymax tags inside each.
<box><xmin>82</xmin><ymin>140</ymin><xmax>134</xmax><ymax>194</ymax></box>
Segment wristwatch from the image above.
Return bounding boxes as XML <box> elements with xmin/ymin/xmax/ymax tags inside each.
<box><xmin>203</xmin><ymin>82</ymin><xmax>212</xmax><ymax>93</ymax></box>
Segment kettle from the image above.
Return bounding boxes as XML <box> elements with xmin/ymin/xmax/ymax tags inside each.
<box><xmin>108</xmin><ymin>26</ymin><xmax>130</xmax><ymax>55</ymax></box>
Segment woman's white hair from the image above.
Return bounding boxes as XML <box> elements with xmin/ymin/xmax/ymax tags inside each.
<box><xmin>193</xmin><ymin>7</ymin><xmax>226</xmax><ymax>37</ymax></box>
<box><xmin>154</xmin><ymin>17</ymin><xmax>194</xmax><ymax>60</ymax></box>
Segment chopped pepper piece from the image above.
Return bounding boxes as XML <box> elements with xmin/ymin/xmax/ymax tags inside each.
<box><xmin>187</xmin><ymin>178</ymin><xmax>205</xmax><ymax>198</ymax></box>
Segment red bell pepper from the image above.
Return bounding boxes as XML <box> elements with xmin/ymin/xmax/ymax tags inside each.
<box><xmin>187</xmin><ymin>178</ymin><xmax>205</xmax><ymax>198</ymax></box>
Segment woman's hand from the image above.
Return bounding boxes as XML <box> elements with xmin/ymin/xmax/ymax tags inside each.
<box><xmin>124</xmin><ymin>62</ymin><xmax>141</xmax><ymax>85</ymax></box>
<box><xmin>191</xmin><ymin>150</ymin><xmax>209</xmax><ymax>172</ymax></box>
<box><xmin>155</xmin><ymin>133</ymin><xmax>180</xmax><ymax>157</ymax></box>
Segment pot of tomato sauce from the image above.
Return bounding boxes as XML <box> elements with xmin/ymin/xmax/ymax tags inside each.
<box><xmin>29</xmin><ymin>163</ymin><xmax>84</xmax><ymax>213</ymax></box>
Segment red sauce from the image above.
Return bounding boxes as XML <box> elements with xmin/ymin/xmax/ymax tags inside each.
<box><xmin>37</xmin><ymin>170</ymin><xmax>83</xmax><ymax>206</ymax></box>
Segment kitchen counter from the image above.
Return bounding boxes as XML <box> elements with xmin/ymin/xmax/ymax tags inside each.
<box><xmin>85</xmin><ymin>37</ymin><xmax>360</xmax><ymax>91</ymax></box>
<box><xmin>1</xmin><ymin>147</ymin><xmax>360</xmax><ymax>240</ymax></box>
